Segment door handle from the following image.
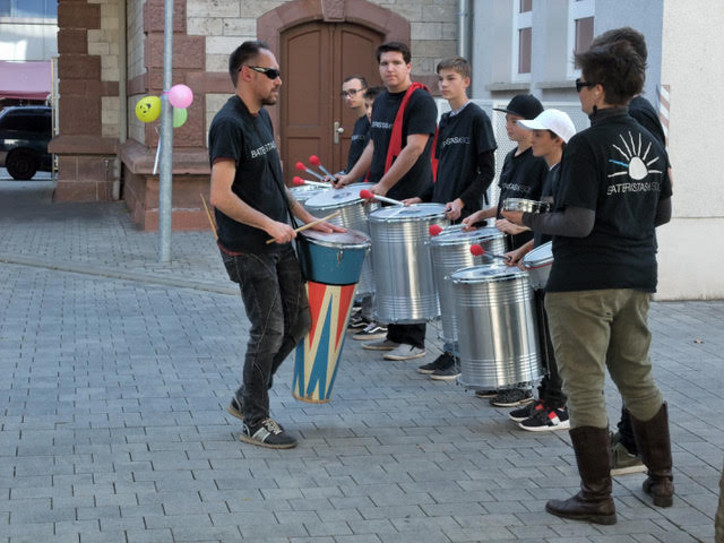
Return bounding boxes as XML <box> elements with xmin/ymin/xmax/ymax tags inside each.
<box><xmin>333</xmin><ymin>121</ymin><xmax>344</xmax><ymax>144</ymax></box>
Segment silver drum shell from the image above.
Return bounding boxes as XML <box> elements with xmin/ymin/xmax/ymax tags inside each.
<box><xmin>431</xmin><ymin>227</ymin><xmax>506</xmax><ymax>347</ymax></box>
<box><xmin>304</xmin><ymin>188</ymin><xmax>379</xmax><ymax>297</ymax></box>
<box><xmin>451</xmin><ymin>265</ymin><xmax>543</xmax><ymax>389</ymax></box>
<box><xmin>522</xmin><ymin>241</ymin><xmax>553</xmax><ymax>290</ymax></box>
<box><xmin>369</xmin><ymin>204</ymin><xmax>448</xmax><ymax>323</ymax></box>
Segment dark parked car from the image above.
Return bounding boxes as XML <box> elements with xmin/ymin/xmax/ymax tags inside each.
<box><xmin>0</xmin><ymin>106</ymin><xmax>53</xmax><ymax>180</ymax></box>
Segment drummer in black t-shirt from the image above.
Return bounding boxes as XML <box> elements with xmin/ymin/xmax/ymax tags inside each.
<box><xmin>403</xmin><ymin>56</ymin><xmax>497</xmax><ymax>380</ymax></box>
<box><xmin>335</xmin><ymin>41</ymin><xmax>438</xmax><ymax>362</ymax></box>
<box><xmin>503</xmin><ymin>38</ymin><xmax>673</xmax><ymax>524</ymax></box>
<box><xmin>341</xmin><ymin>74</ymin><xmax>370</xmax><ymax>181</ymax></box>
<box><xmin>209</xmin><ymin>41</ymin><xmax>343</xmax><ymax>450</ymax></box>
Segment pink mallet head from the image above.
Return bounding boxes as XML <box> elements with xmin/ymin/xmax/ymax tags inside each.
<box><xmin>295</xmin><ymin>161</ymin><xmax>306</xmax><ymax>171</ymax></box>
<box><xmin>359</xmin><ymin>189</ymin><xmax>374</xmax><ymax>200</ymax></box>
<box><xmin>309</xmin><ymin>155</ymin><xmax>321</xmax><ymax>166</ymax></box>
<box><xmin>470</xmin><ymin>244</ymin><xmax>486</xmax><ymax>257</ymax></box>
<box><xmin>429</xmin><ymin>224</ymin><xmax>443</xmax><ymax>237</ymax></box>
<box><xmin>292</xmin><ymin>176</ymin><xmax>305</xmax><ymax>186</ymax></box>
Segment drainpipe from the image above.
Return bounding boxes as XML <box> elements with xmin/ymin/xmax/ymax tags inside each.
<box><xmin>113</xmin><ymin>0</ymin><xmax>127</xmax><ymax>201</ymax></box>
<box><xmin>457</xmin><ymin>0</ymin><xmax>471</xmax><ymax>60</ymax></box>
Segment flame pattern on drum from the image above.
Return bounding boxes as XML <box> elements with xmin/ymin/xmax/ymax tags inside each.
<box><xmin>292</xmin><ymin>281</ymin><xmax>356</xmax><ymax>403</ymax></box>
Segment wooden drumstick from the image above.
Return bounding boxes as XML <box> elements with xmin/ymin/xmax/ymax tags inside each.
<box><xmin>200</xmin><ymin>193</ymin><xmax>218</xmax><ymax>240</ymax></box>
<box><xmin>359</xmin><ymin>189</ymin><xmax>405</xmax><ymax>206</ymax></box>
<box><xmin>265</xmin><ymin>210</ymin><xmax>341</xmax><ymax>244</ymax></box>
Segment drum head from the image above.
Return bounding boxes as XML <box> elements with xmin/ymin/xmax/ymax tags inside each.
<box><xmin>305</xmin><ymin>186</ymin><xmax>364</xmax><ymax>209</ymax></box>
<box><xmin>523</xmin><ymin>241</ymin><xmax>553</xmax><ymax>268</ymax></box>
<box><xmin>299</xmin><ymin>228</ymin><xmax>370</xmax><ymax>249</ymax></box>
<box><xmin>369</xmin><ymin>203</ymin><xmax>446</xmax><ymax>222</ymax></box>
<box><xmin>451</xmin><ymin>264</ymin><xmax>525</xmax><ymax>284</ymax></box>
<box><xmin>432</xmin><ymin>226</ymin><xmax>503</xmax><ymax>246</ymax></box>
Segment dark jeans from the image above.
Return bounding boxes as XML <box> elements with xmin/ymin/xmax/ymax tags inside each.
<box><xmin>387</xmin><ymin>323</ymin><xmax>426</xmax><ymax>349</ymax></box>
<box><xmin>223</xmin><ymin>247</ymin><xmax>310</xmax><ymax>427</ymax></box>
<box><xmin>534</xmin><ymin>289</ymin><xmax>566</xmax><ymax>409</ymax></box>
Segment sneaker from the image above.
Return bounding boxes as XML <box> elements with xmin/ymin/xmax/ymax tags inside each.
<box><xmin>610</xmin><ymin>438</ymin><xmax>646</xmax><ymax>476</ymax></box>
<box><xmin>509</xmin><ymin>399</ymin><xmax>544</xmax><ymax>422</ymax></box>
<box><xmin>239</xmin><ymin>417</ymin><xmax>297</xmax><ymax>449</ymax></box>
<box><xmin>418</xmin><ymin>352</ymin><xmax>453</xmax><ymax>374</ymax></box>
<box><xmin>430</xmin><ymin>362</ymin><xmax>461</xmax><ymax>381</ymax></box>
<box><xmin>474</xmin><ymin>389</ymin><xmax>498</xmax><ymax>399</ymax></box>
<box><xmin>347</xmin><ymin>314</ymin><xmax>368</xmax><ymax>330</ymax></box>
<box><xmin>519</xmin><ymin>406</ymin><xmax>570</xmax><ymax>432</ymax></box>
<box><xmin>226</xmin><ymin>395</ymin><xmax>244</xmax><ymax>420</ymax></box>
<box><xmin>362</xmin><ymin>338</ymin><xmax>399</xmax><ymax>351</ymax></box>
<box><xmin>384</xmin><ymin>344</ymin><xmax>426</xmax><ymax>361</ymax></box>
<box><xmin>490</xmin><ymin>388</ymin><xmax>534</xmax><ymax>407</ymax></box>
<box><xmin>353</xmin><ymin>322</ymin><xmax>388</xmax><ymax>341</ymax></box>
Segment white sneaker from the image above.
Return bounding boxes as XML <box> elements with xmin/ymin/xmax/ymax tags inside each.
<box><xmin>384</xmin><ymin>344</ymin><xmax>426</xmax><ymax>361</ymax></box>
<box><xmin>362</xmin><ymin>338</ymin><xmax>399</xmax><ymax>351</ymax></box>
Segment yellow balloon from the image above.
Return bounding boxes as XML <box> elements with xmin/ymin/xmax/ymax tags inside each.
<box><xmin>135</xmin><ymin>96</ymin><xmax>161</xmax><ymax>123</ymax></box>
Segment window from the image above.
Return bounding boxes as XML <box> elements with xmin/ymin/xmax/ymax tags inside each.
<box><xmin>0</xmin><ymin>0</ymin><xmax>57</xmax><ymax>19</ymax></box>
<box><xmin>512</xmin><ymin>0</ymin><xmax>533</xmax><ymax>80</ymax></box>
<box><xmin>567</xmin><ymin>0</ymin><xmax>594</xmax><ymax>78</ymax></box>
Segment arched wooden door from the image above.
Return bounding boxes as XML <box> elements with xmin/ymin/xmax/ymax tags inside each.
<box><xmin>280</xmin><ymin>22</ymin><xmax>383</xmax><ymax>184</ymax></box>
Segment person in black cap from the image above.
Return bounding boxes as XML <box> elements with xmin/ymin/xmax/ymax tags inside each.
<box><xmin>462</xmin><ymin>94</ymin><xmax>548</xmax><ymax>408</ymax></box>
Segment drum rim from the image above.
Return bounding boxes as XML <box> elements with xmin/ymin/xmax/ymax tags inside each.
<box><xmin>501</xmin><ymin>197</ymin><xmax>551</xmax><ymax>212</ymax></box>
<box><xmin>369</xmin><ymin>203</ymin><xmax>447</xmax><ymax>222</ymax></box>
<box><xmin>431</xmin><ymin>228</ymin><xmax>504</xmax><ymax>246</ymax></box>
<box><xmin>451</xmin><ymin>264</ymin><xmax>525</xmax><ymax>284</ymax></box>
<box><xmin>299</xmin><ymin>230</ymin><xmax>371</xmax><ymax>250</ymax></box>
<box><xmin>522</xmin><ymin>241</ymin><xmax>553</xmax><ymax>268</ymax></box>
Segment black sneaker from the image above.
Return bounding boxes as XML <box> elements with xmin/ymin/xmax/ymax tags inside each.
<box><xmin>418</xmin><ymin>352</ymin><xmax>452</xmax><ymax>374</ymax></box>
<box><xmin>509</xmin><ymin>399</ymin><xmax>543</xmax><ymax>422</ymax></box>
<box><xmin>518</xmin><ymin>406</ymin><xmax>570</xmax><ymax>432</ymax></box>
<box><xmin>352</xmin><ymin>322</ymin><xmax>388</xmax><ymax>341</ymax></box>
<box><xmin>347</xmin><ymin>314</ymin><xmax>369</xmax><ymax>330</ymax></box>
<box><xmin>430</xmin><ymin>362</ymin><xmax>461</xmax><ymax>381</ymax></box>
<box><xmin>226</xmin><ymin>395</ymin><xmax>244</xmax><ymax>420</ymax></box>
<box><xmin>474</xmin><ymin>389</ymin><xmax>498</xmax><ymax>399</ymax></box>
<box><xmin>490</xmin><ymin>388</ymin><xmax>534</xmax><ymax>407</ymax></box>
<box><xmin>240</xmin><ymin>417</ymin><xmax>297</xmax><ymax>449</ymax></box>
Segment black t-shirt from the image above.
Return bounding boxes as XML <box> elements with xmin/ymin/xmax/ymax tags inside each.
<box><xmin>547</xmin><ymin>109</ymin><xmax>673</xmax><ymax>293</ymax></box>
<box><xmin>533</xmin><ymin>162</ymin><xmax>560</xmax><ymax>248</ymax></box>
<box><xmin>368</xmin><ymin>87</ymin><xmax>438</xmax><ymax>200</ymax></box>
<box><xmin>628</xmin><ymin>96</ymin><xmax>666</xmax><ymax>146</ymax></box>
<box><xmin>496</xmin><ymin>146</ymin><xmax>548</xmax><ymax>249</ymax></box>
<box><xmin>424</xmin><ymin>102</ymin><xmax>496</xmax><ymax>217</ymax></box>
<box><xmin>346</xmin><ymin>114</ymin><xmax>370</xmax><ymax>179</ymax></box>
<box><xmin>208</xmin><ymin>95</ymin><xmax>289</xmax><ymax>253</ymax></box>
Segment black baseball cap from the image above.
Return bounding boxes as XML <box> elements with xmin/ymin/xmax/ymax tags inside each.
<box><xmin>493</xmin><ymin>94</ymin><xmax>544</xmax><ymax>120</ymax></box>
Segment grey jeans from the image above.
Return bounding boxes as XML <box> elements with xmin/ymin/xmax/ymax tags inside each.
<box><xmin>223</xmin><ymin>246</ymin><xmax>310</xmax><ymax>426</ymax></box>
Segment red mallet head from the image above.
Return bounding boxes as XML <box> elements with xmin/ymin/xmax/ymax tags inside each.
<box><xmin>429</xmin><ymin>224</ymin><xmax>443</xmax><ymax>237</ymax></box>
<box><xmin>309</xmin><ymin>155</ymin><xmax>321</xmax><ymax>166</ymax></box>
<box><xmin>295</xmin><ymin>161</ymin><xmax>306</xmax><ymax>171</ymax></box>
<box><xmin>359</xmin><ymin>189</ymin><xmax>374</xmax><ymax>200</ymax></box>
<box><xmin>470</xmin><ymin>244</ymin><xmax>486</xmax><ymax>257</ymax></box>
<box><xmin>292</xmin><ymin>176</ymin><xmax>305</xmax><ymax>186</ymax></box>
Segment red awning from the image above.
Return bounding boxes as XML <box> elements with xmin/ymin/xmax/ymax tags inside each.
<box><xmin>0</xmin><ymin>60</ymin><xmax>51</xmax><ymax>100</ymax></box>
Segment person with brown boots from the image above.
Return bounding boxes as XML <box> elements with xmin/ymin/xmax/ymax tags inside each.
<box><xmin>502</xmin><ymin>33</ymin><xmax>673</xmax><ymax>524</ymax></box>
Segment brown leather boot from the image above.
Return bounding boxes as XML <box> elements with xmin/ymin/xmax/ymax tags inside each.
<box><xmin>631</xmin><ymin>402</ymin><xmax>674</xmax><ymax>507</ymax></box>
<box><xmin>546</xmin><ymin>426</ymin><xmax>617</xmax><ymax>525</ymax></box>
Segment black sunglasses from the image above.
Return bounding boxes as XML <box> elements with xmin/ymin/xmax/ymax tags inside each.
<box><xmin>242</xmin><ymin>65</ymin><xmax>281</xmax><ymax>80</ymax></box>
<box><xmin>575</xmin><ymin>78</ymin><xmax>596</xmax><ymax>93</ymax></box>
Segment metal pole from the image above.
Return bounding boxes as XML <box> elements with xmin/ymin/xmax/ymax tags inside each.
<box><xmin>158</xmin><ymin>0</ymin><xmax>174</xmax><ymax>262</ymax></box>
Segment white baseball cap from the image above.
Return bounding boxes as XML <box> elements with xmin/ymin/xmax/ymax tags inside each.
<box><xmin>517</xmin><ymin>109</ymin><xmax>576</xmax><ymax>143</ymax></box>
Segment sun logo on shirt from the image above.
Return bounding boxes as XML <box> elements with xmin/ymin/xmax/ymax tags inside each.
<box><xmin>608</xmin><ymin>131</ymin><xmax>663</xmax><ymax>180</ymax></box>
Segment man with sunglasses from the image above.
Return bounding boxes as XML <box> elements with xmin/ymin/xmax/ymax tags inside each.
<box><xmin>341</xmin><ymin>75</ymin><xmax>370</xmax><ymax>181</ymax></box>
<box><xmin>209</xmin><ymin>41</ymin><xmax>342</xmax><ymax>449</ymax></box>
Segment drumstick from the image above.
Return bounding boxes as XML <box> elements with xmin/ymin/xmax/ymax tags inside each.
<box><xmin>265</xmin><ymin>210</ymin><xmax>341</xmax><ymax>245</ymax></box>
<box><xmin>428</xmin><ymin>223</ymin><xmax>465</xmax><ymax>237</ymax></box>
<box><xmin>470</xmin><ymin>244</ymin><xmax>510</xmax><ymax>261</ymax></box>
<box><xmin>359</xmin><ymin>189</ymin><xmax>404</xmax><ymax>206</ymax></box>
<box><xmin>200</xmin><ymin>193</ymin><xmax>218</xmax><ymax>240</ymax></box>
<box><xmin>292</xmin><ymin>176</ymin><xmax>330</xmax><ymax>188</ymax></box>
<box><xmin>309</xmin><ymin>155</ymin><xmax>335</xmax><ymax>178</ymax></box>
<box><xmin>295</xmin><ymin>161</ymin><xmax>326</xmax><ymax>181</ymax></box>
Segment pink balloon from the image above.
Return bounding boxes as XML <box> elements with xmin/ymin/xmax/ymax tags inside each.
<box><xmin>168</xmin><ymin>84</ymin><xmax>193</xmax><ymax>109</ymax></box>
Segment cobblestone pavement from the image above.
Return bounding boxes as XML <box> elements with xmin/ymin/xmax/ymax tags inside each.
<box><xmin>0</xmin><ymin>182</ymin><xmax>722</xmax><ymax>542</ymax></box>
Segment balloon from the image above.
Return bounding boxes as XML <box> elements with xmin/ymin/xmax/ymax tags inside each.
<box><xmin>168</xmin><ymin>84</ymin><xmax>193</xmax><ymax>109</ymax></box>
<box><xmin>135</xmin><ymin>96</ymin><xmax>161</xmax><ymax>123</ymax></box>
<box><xmin>173</xmin><ymin>107</ymin><xmax>188</xmax><ymax>128</ymax></box>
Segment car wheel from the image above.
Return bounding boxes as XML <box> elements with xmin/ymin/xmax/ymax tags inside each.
<box><xmin>6</xmin><ymin>149</ymin><xmax>39</xmax><ymax>181</ymax></box>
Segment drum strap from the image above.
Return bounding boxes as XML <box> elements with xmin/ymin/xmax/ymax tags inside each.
<box><xmin>384</xmin><ymin>82</ymin><xmax>439</xmax><ymax>182</ymax></box>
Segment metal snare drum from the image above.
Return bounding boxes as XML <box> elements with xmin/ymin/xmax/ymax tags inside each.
<box><xmin>502</xmin><ymin>198</ymin><xmax>551</xmax><ymax>214</ymax></box>
<box><xmin>290</xmin><ymin>184</ymin><xmax>331</xmax><ymax>207</ymax></box>
<box><xmin>451</xmin><ymin>265</ymin><xmax>542</xmax><ymax>389</ymax></box>
<box><xmin>304</xmin><ymin>186</ymin><xmax>379</xmax><ymax>296</ymax></box>
<box><xmin>430</xmin><ymin>227</ymin><xmax>505</xmax><ymax>347</ymax></box>
<box><xmin>368</xmin><ymin>203</ymin><xmax>449</xmax><ymax>323</ymax></box>
<box><xmin>296</xmin><ymin>229</ymin><xmax>370</xmax><ymax>285</ymax></box>
<box><xmin>522</xmin><ymin>241</ymin><xmax>553</xmax><ymax>290</ymax></box>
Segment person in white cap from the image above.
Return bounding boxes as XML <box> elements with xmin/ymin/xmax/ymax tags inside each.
<box><xmin>503</xmin><ymin>108</ymin><xmax>576</xmax><ymax>432</ymax></box>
